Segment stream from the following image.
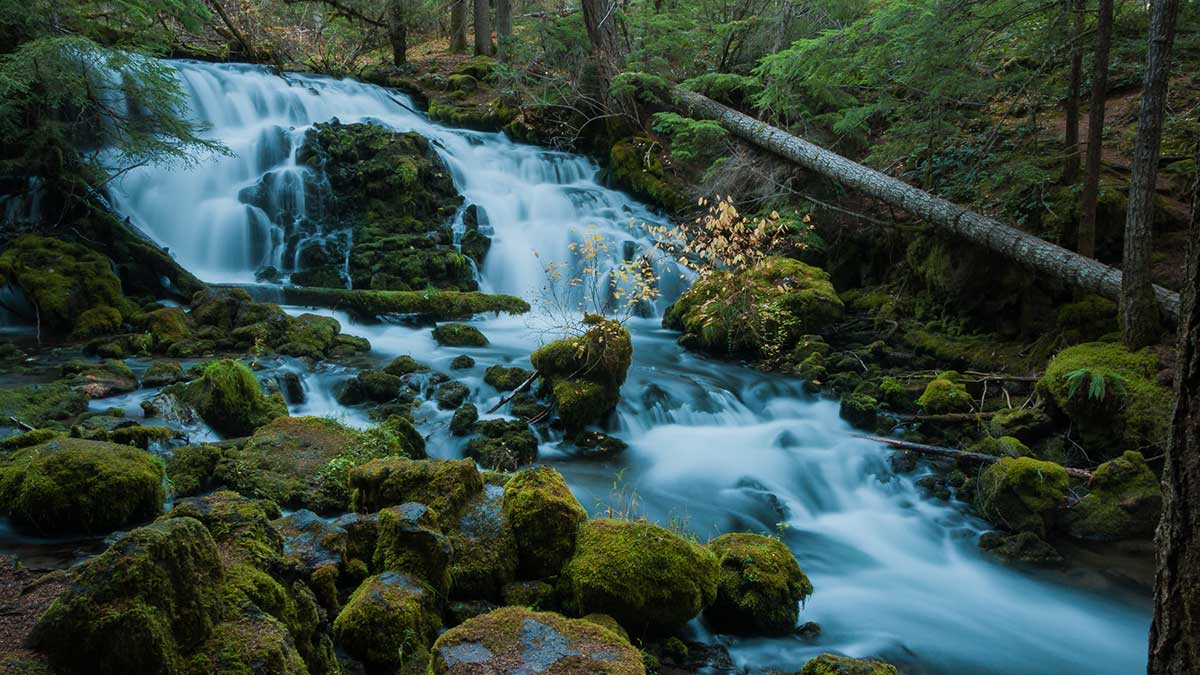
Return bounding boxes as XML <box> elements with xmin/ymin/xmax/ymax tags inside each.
<box><xmin>47</xmin><ymin>60</ymin><xmax>1155</xmax><ymax>673</ymax></box>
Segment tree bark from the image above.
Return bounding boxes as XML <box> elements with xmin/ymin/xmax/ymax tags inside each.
<box><xmin>1148</xmin><ymin>134</ymin><xmax>1200</xmax><ymax>674</ymax></box>
<box><xmin>668</xmin><ymin>87</ymin><xmax>1182</xmax><ymax>324</ymax></box>
<box><xmin>1078</xmin><ymin>0</ymin><xmax>1113</xmax><ymax>258</ymax></box>
<box><xmin>1062</xmin><ymin>0</ymin><xmax>1083</xmax><ymax>186</ymax></box>
<box><xmin>387</xmin><ymin>0</ymin><xmax>407</xmax><ymax>66</ymax></box>
<box><xmin>581</xmin><ymin>0</ymin><xmax>627</xmax><ymax>114</ymax></box>
<box><xmin>474</xmin><ymin>0</ymin><xmax>493</xmax><ymax>56</ymax></box>
<box><xmin>450</xmin><ymin>0</ymin><xmax>468</xmax><ymax>53</ymax></box>
<box><xmin>495</xmin><ymin>0</ymin><xmax>512</xmax><ymax>46</ymax></box>
<box><xmin>1121</xmin><ymin>0</ymin><xmax>1180</xmax><ymax>349</ymax></box>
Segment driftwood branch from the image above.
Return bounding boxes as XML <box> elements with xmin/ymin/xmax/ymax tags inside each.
<box><xmin>8</xmin><ymin>417</ymin><xmax>34</xmax><ymax>432</ymax></box>
<box><xmin>486</xmin><ymin>372</ymin><xmax>540</xmax><ymax>414</ymax></box>
<box><xmin>854</xmin><ymin>433</ymin><xmax>1094</xmax><ymax>480</ymax></box>
<box><xmin>668</xmin><ymin>87</ymin><xmax>1181</xmax><ymax>324</ymax></box>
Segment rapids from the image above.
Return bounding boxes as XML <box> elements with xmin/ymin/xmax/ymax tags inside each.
<box><xmin>100</xmin><ymin>61</ymin><xmax>1148</xmax><ymax>674</ymax></box>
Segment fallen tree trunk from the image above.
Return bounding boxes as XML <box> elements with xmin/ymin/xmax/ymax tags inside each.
<box><xmin>670</xmin><ymin>87</ymin><xmax>1182</xmax><ymax>324</ymax></box>
<box><xmin>853</xmin><ymin>433</ymin><xmax>1094</xmax><ymax>480</ymax></box>
<box><xmin>225</xmin><ymin>284</ymin><xmax>530</xmax><ymax>321</ymax></box>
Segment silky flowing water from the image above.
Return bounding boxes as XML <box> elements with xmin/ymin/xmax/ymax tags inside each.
<box><xmin>87</xmin><ymin>61</ymin><xmax>1154</xmax><ymax>673</ymax></box>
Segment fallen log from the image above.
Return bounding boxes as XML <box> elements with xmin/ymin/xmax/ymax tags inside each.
<box><xmin>486</xmin><ymin>371</ymin><xmax>540</xmax><ymax>414</ymax></box>
<box><xmin>853</xmin><ymin>433</ymin><xmax>1094</xmax><ymax>480</ymax></box>
<box><xmin>669</xmin><ymin>87</ymin><xmax>1181</xmax><ymax>324</ymax></box>
<box><xmin>892</xmin><ymin>412</ymin><xmax>998</xmax><ymax>425</ymax></box>
<box><xmin>224</xmin><ymin>284</ymin><xmax>530</xmax><ymax>321</ymax></box>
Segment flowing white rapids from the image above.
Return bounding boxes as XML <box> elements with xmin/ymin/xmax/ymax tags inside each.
<box><xmin>106</xmin><ymin>61</ymin><xmax>1150</xmax><ymax>674</ymax></box>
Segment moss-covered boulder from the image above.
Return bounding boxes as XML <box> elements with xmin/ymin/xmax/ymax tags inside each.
<box><xmin>438</xmin><ymin>380</ymin><xmax>472</xmax><ymax>409</ymax></box>
<box><xmin>434</xmin><ymin>322</ymin><xmax>489</xmax><ymax>346</ymax></box>
<box><xmin>372</xmin><ymin>502</ymin><xmax>453</xmax><ymax>594</ymax></box>
<box><xmin>800</xmin><ymin>653</ymin><xmax>899</xmax><ymax>675</ymax></box>
<box><xmin>429</xmin><ymin>607</ymin><xmax>645</xmax><ymax>675</ymax></box>
<box><xmin>185</xmin><ymin>288</ymin><xmax>370</xmax><ymax>359</ymax></box>
<box><xmin>451</xmin><ymin>403</ymin><xmax>480</xmax><ymax>436</ymax></box>
<box><xmin>428</xmin><ymin>97</ymin><xmax>518</xmax><ymax>132</ymax></box>
<box><xmin>189</xmin><ymin>614</ymin><xmax>307</xmax><ymax>675</ymax></box>
<box><xmin>384</xmin><ymin>354</ymin><xmax>430</xmax><ymax>376</ymax></box>
<box><xmin>169</xmin><ymin>359</ymin><xmax>287</xmax><ymax>437</ymax></box>
<box><xmin>978</xmin><ymin>531</ymin><xmax>1063</xmax><ymax>566</ymax></box>
<box><xmin>72</xmin><ymin>305</ymin><xmax>123</xmax><ymax>340</ymax></box>
<box><xmin>1037</xmin><ymin>342</ymin><xmax>1171</xmax><ymax>455</ymax></box>
<box><xmin>608</xmin><ymin>136</ymin><xmax>689</xmax><ymax>212</ymax></box>
<box><xmin>663</xmin><ymin>257</ymin><xmax>843</xmax><ymax>356</ymax></box>
<box><xmin>143</xmin><ymin>361</ymin><xmax>186</xmax><ymax>388</ymax></box>
<box><xmin>464</xmin><ymin>419</ymin><xmax>539</xmax><ymax>470</ymax></box>
<box><xmin>333</xmin><ymin>572</ymin><xmax>440</xmax><ymax>667</ymax></box>
<box><xmin>166</xmin><ymin>490</ymin><xmax>283</xmax><ymax>568</ymax></box>
<box><xmin>502</xmin><ymin>467</ymin><xmax>586</xmax><ymax>579</ymax></box>
<box><xmin>977</xmin><ymin>457</ymin><xmax>1069</xmax><ymax>535</ymax></box>
<box><xmin>0</xmin><ymin>235</ymin><xmax>128</xmax><ymax>336</ymax></box>
<box><xmin>484</xmin><ymin>364</ymin><xmax>533</xmax><ymax>391</ymax></box>
<box><xmin>0</xmin><ymin>383</ymin><xmax>88</xmax><ymax>431</ymax></box>
<box><xmin>562</xmin><ymin>519</ymin><xmax>719</xmax><ymax>635</ymax></box>
<box><xmin>703</xmin><ymin>533</ymin><xmax>812</xmax><ymax>636</ymax></box>
<box><xmin>29</xmin><ymin>517</ymin><xmax>225</xmax><ymax>674</ymax></box>
<box><xmin>969</xmin><ymin>435</ymin><xmax>1031</xmax><ymax>458</ymax></box>
<box><xmin>1064</xmin><ymin>451</ymin><xmax>1162</xmax><ymax>541</ymax></box>
<box><xmin>61</xmin><ymin>359</ymin><xmax>138</xmax><ymax>398</ymax></box>
<box><xmin>165</xmin><ymin>443</ymin><xmax>223</xmax><ymax>498</ymax></box>
<box><xmin>271</xmin><ymin>508</ymin><xmax>350</xmax><ymax>574</ymax></box>
<box><xmin>350</xmin><ymin>458</ymin><xmax>484</xmax><ymax>528</ymax></box>
<box><xmin>450</xmin><ymin>483</ymin><xmax>518</xmax><ymax>601</ymax></box>
<box><xmin>916</xmin><ymin>371</ymin><xmax>973</xmax><ymax>414</ymax></box>
<box><xmin>838</xmin><ymin>394</ymin><xmax>878</xmax><ymax>431</ymax></box>
<box><xmin>0</xmin><ymin>437</ymin><xmax>164</xmax><ymax>534</ymax></box>
<box><xmin>144</xmin><ymin>307</ymin><xmax>192</xmax><ymax>350</ymax></box>
<box><xmin>986</xmin><ymin>407</ymin><xmax>1053</xmax><ymax>445</ymax></box>
<box><xmin>532</xmin><ymin>316</ymin><xmax>632</xmax><ymax>433</ymax></box>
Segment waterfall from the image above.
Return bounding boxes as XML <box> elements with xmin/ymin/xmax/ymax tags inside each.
<box><xmin>104</xmin><ymin>60</ymin><xmax>1150</xmax><ymax>675</ymax></box>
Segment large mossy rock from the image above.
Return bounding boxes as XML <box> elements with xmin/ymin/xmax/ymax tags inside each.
<box><xmin>608</xmin><ymin>136</ymin><xmax>689</xmax><ymax>212</ymax></box>
<box><xmin>449</xmin><ymin>482</ymin><xmax>518</xmax><ymax>601</ymax></box>
<box><xmin>29</xmin><ymin>517</ymin><xmax>225</xmax><ymax>674</ymax></box>
<box><xmin>189</xmin><ymin>614</ymin><xmax>307</xmax><ymax>675</ymax></box>
<box><xmin>703</xmin><ymin>533</ymin><xmax>812</xmax><ymax>636</ymax></box>
<box><xmin>0</xmin><ymin>437</ymin><xmax>164</xmax><ymax>534</ymax></box>
<box><xmin>1064</xmin><ymin>451</ymin><xmax>1162</xmax><ymax>541</ymax></box>
<box><xmin>0</xmin><ymin>235</ymin><xmax>128</xmax><ymax>336</ymax></box>
<box><xmin>1037</xmin><ymin>342</ymin><xmax>1171</xmax><ymax>456</ymax></box>
<box><xmin>663</xmin><ymin>256</ymin><xmax>843</xmax><ymax>356</ymax></box>
<box><xmin>296</xmin><ymin>121</ymin><xmax>473</xmax><ymax>292</ymax></box>
<box><xmin>800</xmin><ymin>653</ymin><xmax>899</xmax><ymax>675</ymax></box>
<box><xmin>531</xmin><ymin>316</ymin><xmax>632</xmax><ymax>433</ymax></box>
<box><xmin>169</xmin><ymin>359</ymin><xmax>288</xmax><ymax>437</ymax></box>
<box><xmin>333</xmin><ymin>572</ymin><xmax>441</xmax><ymax>667</ymax></box>
<box><xmin>502</xmin><ymin>467</ymin><xmax>586</xmax><ymax>579</ymax></box>
<box><xmin>977</xmin><ymin>457</ymin><xmax>1069</xmax><ymax>535</ymax></box>
<box><xmin>350</xmin><ymin>457</ymin><xmax>484</xmax><ymax>528</ymax></box>
<box><xmin>372</xmin><ymin>503</ymin><xmax>453</xmax><ymax>594</ymax></box>
<box><xmin>433</xmin><ymin>322</ymin><xmax>489</xmax><ymax>347</ymax></box>
<box><xmin>429</xmin><ymin>606</ymin><xmax>645</xmax><ymax>675</ymax></box>
<box><xmin>0</xmin><ymin>382</ymin><xmax>88</xmax><ymax>431</ymax></box>
<box><xmin>915</xmin><ymin>371</ymin><xmax>973</xmax><ymax>414</ymax></box>
<box><xmin>464</xmin><ymin>419</ymin><xmax>539</xmax><ymax>470</ymax></box>
<box><xmin>166</xmin><ymin>490</ymin><xmax>283</xmax><ymax>568</ymax></box>
<box><xmin>562</xmin><ymin>519</ymin><xmax>719</xmax><ymax>635</ymax></box>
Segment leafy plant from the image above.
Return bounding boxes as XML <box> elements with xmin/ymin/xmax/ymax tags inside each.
<box><xmin>1065</xmin><ymin>368</ymin><xmax>1129</xmax><ymax>402</ymax></box>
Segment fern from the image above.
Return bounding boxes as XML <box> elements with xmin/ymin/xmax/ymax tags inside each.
<box><xmin>1065</xmin><ymin>368</ymin><xmax>1128</xmax><ymax>402</ymax></box>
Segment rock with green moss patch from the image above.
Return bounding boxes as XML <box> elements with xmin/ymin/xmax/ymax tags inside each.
<box><xmin>169</xmin><ymin>359</ymin><xmax>287</xmax><ymax>437</ymax></box>
<box><xmin>350</xmin><ymin>458</ymin><xmax>483</xmax><ymax>528</ymax></box>
<box><xmin>143</xmin><ymin>361</ymin><xmax>185</xmax><ymax>388</ymax></box>
<box><xmin>62</xmin><ymin>359</ymin><xmax>138</xmax><ymax>398</ymax></box>
<box><xmin>916</xmin><ymin>372</ymin><xmax>973</xmax><ymax>414</ymax></box>
<box><xmin>978</xmin><ymin>531</ymin><xmax>1063</xmax><ymax>566</ymax></box>
<box><xmin>430</xmin><ymin>606</ymin><xmax>645</xmax><ymax>675</ymax></box>
<box><xmin>1056</xmin><ymin>295</ymin><xmax>1118</xmax><ymax>344</ymax></box>
<box><xmin>428</xmin><ymin>97</ymin><xmax>518</xmax><ymax>132</ymax></box>
<box><xmin>0</xmin><ymin>236</ymin><xmax>128</xmax><ymax>336</ymax></box>
<box><xmin>608</xmin><ymin>136</ymin><xmax>689</xmax><ymax>212</ymax></box>
<box><xmin>663</xmin><ymin>257</ymin><xmax>843</xmax><ymax>356</ymax></box>
<box><xmin>0</xmin><ymin>383</ymin><xmax>88</xmax><ymax>431</ymax></box>
<box><xmin>986</xmin><ymin>408</ymin><xmax>1052</xmax><ymax>445</ymax></box>
<box><xmin>438</xmin><ymin>380</ymin><xmax>472</xmax><ymax>409</ymax></box>
<box><xmin>372</xmin><ymin>502</ymin><xmax>453</xmax><ymax>593</ymax></box>
<box><xmin>144</xmin><ymin>307</ymin><xmax>192</xmax><ymax>350</ymax></box>
<box><xmin>72</xmin><ymin>305</ymin><xmax>124</xmax><ymax>340</ymax></box>
<box><xmin>385</xmin><ymin>355</ymin><xmax>430</xmax><ymax>376</ymax></box>
<box><xmin>562</xmin><ymin>519</ymin><xmax>719</xmax><ymax>635</ymax></box>
<box><xmin>838</xmin><ymin>394</ymin><xmax>878</xmax><ymax>431</ymax></box>
<box><xmin>165</xmin><ymin>443</ymin><xmax>224</xmax><ymax>498</ymax></box>
<box><xmin>1036</xmin><ymin>342</ymin><xmax>1171</xmax><ymax>456</ymax></box>
<box><xmin>333</xmin><ymin>572</ymin><xmax>441</xmax><ymax>667</ymax></box>
<box><xmin>465</xmin><ymin>419</ymin><xmax>539</xmax><ymax>470</ymax></box>
<box><xmin>0</xmin><ymin>437</ymin><xmax>164</xmax><ymax>534</ymax></box>
<box><xmin>703</xmin><ymin>533</ymin><xmax>812</xmax><ymax>636</ymax></box>
<box><xmin>451</xmin><ymin>354</ymin><xmax>476</xmax><ymax>369</ymax></box>
<box><xmin>484</xmin><ymin>364</ymin><xmax>534</xmax><ymax>391</ymax></box>
<box><xmin>449</xmin><ymin>483</ymin><xmax>518</xmax><ymax>601</ymax></box>
<box><xmin>800</xmin><ymin>653</ymin><xmax>899</xmax><ymax>675</ymax></box>
<box><xmin>532</xmin><ymin>316</ymin><xmax>632</xmax><ymax>433</ymax></box>
<box><xmin>451</xmin><ymin>403</ymin><xmax>480</xmax><ymax>436</ymax></box>
<box><xmin>454</xmin><ymin>55</ymin><xmax>498</xmax><ymax>81</ymax></box>
<box><xmin>978</xmin><ymin>457</ymin><xmax>1068</xmax><ymax>535</ymax></box>
<box><xmin>969</xmin><ymin>435</ymin><xmax>1031</xmax><ymax>458</ymax></box>
<box><xmin>1064</xmin><ymin>451</ymin><xmax>1162</xmax><ymax>541</ymax></box>
<box><xmin>189</xmin><ymin>614</ymin><xmax>307</xmax><ymax>675</ymax></box>
<box><xmin>29</xmin><ymin>517</ymin><xmax>224</xmax><ymax>674</ymax></box>
<box><xmin>502</xmin><ymin>466</ymin><xmax>586</xmax><ymax>579</ymax></box>
<box><xmin>0</xmin><ymin>428</ymin><xmax>61</xmax><ymax>451</ymax></box>
<box><xmin>166</xmin><ymin>490</ymin><xmax>283</xmax><ymax>567</ymax></box>
<box><xmin>434</xmin><ymin>323</ymin><xmax>489</xmax><ymax>347</ymax></box>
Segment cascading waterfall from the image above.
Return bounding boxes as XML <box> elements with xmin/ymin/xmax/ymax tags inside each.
<box><xmin>106</xmin><ymin>60</ymin><xmax>1150</xmax><ymax>674</ymax></box>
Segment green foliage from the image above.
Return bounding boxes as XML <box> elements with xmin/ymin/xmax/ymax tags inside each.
<box><xmin>650</xmin><ymin>112</ymin><xmax>728</xmax><ymax>164</ymax></box>
<box><xmin>1064</xmin><ymin>368</ymin><xmax>1128</xmax><ymax>403</ymax></box>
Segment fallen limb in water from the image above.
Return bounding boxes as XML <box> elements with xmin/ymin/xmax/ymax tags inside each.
<box><xmin>226</xmin><ymin>284</ymin><xmax>530</xmax><ymax>321</ymax></box>
<box><xmin>486</xmin><ymin>371</ymin><xmax>540</xmax><ymax>414</ymax></box>
<box><xmin>854</xmin><ymin>434</ymin><xmax>1094</xmax><ymax>480</ymax></box>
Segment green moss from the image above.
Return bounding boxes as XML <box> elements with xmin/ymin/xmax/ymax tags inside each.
<box><xmin>450</xmin><ymin>354</ymin><xmax>475</xmax><ymax>369</ymax></box>
<box><xmin>484</xmin><ymin>364</ymin><xmax>533</xmax><ymax>391</ymax></box>
<box><xmin>271</xmin><ymin>286</ymin><xmax>529</xmax><ymax>321</ymax></box>
<box><xmin>664</xmin><ymin>256</ymin><xmax>843</xmax><ymax>356</ymax></box>
<box><xmin>0</xmin><ymin>428</ymin><xmax>61</xmax><ymax>451</ymax></box>
<box><xmin>987</xmin><ymin>408</ymin><xmax>1052</xmax><ymax>445</ymax></box>
<box><xmin>608</xmin><ymin>136</ymin><xmax>689</xmax><ymax>212</ymax></box>
<box><xmin>333</xmin><ymin>572</ymin><xmax>440</xmax><ymax>667</ymax></box>
<box><xmin>532</xmin><ymin>317</ymin><xmax>632</xmax><ymax>433</ymax></box>
<box><xmin>170</xmin><ymin>359</ymin><xmax>288</xmax><ymax>437</ymax></box>
<box><xmin>978</xmin><ymin>531</ymin><xmax>1062</xmax><ymax>566</ymax></box>
<box><xmin>878</xmin><ymin>376</ymin><xmax>911</xmax><ymax>409</ymax></box>
<box><xmin>454</xmin><ymin>55</ymin><xmax>498</xmax><ymax>81</ymax></box>
<box><xmin>432</xmin><ymin>322</ymin><xmax>489</xmax><ymax>346</ymax></box>
<box><xmin>350</xmin><ymin>457</ymin><xmax>483</xmax><ymax>528</ymax></box>
<box><xmin>188</xmin><ymin>614</ymin><xmax>307</xmax><ymax>675</ymax></box>
<box><xmin>61</xmin><ymin>358</ymin><xmax>138</xmax><ymax>398</ymax></box>
<box><xmin>428</xmin><ymin>97</ymin><xmax>518</xmax><ymax>132</ymax></box>
<box><xmin>447</xmin><ymin>73</ymin><xmax>478</xmax><ymax>93</ymax></box>
<box><xmin>450</xmin><ymin>403</ymin><xmax>479</xmax><ymax>436</ymax></box>
<box><xmin>1064</xmin><ymin>451</ymin><xmax>1162</xmax><ymax>541</ymax></box>
<box><xmin>448</xmin><ymin>483</ymin><xmax>518</xmax><ymax>601</ymax></box>
<box><xmin>372</xmin><ymin>503</ymin><xmax>453</xmax><ymax>594</ymax></box>
<box><xmin>143</xmin><ymin>361</ymin><xmax>185</xmax><ymax>387</ymax></box>
<box><xmin>384</xmin><ymin>355</ymin><xmax>430</xmax><ymax>376</ymax></box>
<box><xmin>165</xmin><ymin>491</ymin><xmax>283</xmax><ymax>568</ymax></box>
<box><xmin>464</xmin><ymin>419</ymin><xmax>539</xmax><ymax>470</ymax></box>
<box><xmin>970</xmin><ymin>435</ymin><xmax>1031</xmax><ymax>458</ymax></box>
<box><xmin>429</xmin><ymin>607</ymin><xmax>644</xmax><ymax>675</ymax></box>
<box><xmin>72</xmin><ymin>305</ymin><xmax>124</xmax><ymax>340</ymax></box>
<box><xmin>916</xmin><ymin>373</ymin><xmax>973</xmax><ymax>414</ymax></box>
<box><xmin>978</xmin><ymin>457</ymin><xmax>1069</xmax><ymax>535</ymax></box>
<box><xmin>563</xmin><ymin>518</ymin><xmax>719</xmax><ymax>635</ymax></box>
<box><xmin>800</xmin><ymin>653</ymin><xmax>899</xmax><ymax>675</ymax></box>
<box><xmin>553</xmin><ymin>379</ymin><xmax>618</xmax><ymax>433</ymax></box>
<box><xmin>144</xmin><ymin>307</ymin><xmax>192</xmax><ymax>350</ymax></box>
<box><xmin>0</xmin><ymin>437</ymin><xmax>164</xmax><ymax>534</ymax></box>
<box><xmin>30</xmin><ymin>517</ymin><xmax>225</xmax><ymax>675</ymax></box>
<box><xmin>703</xmin><ymin>533</ymin><xmax>812</xmax><ymax>636</ymax></box>
<box><xmin>1056</xmin><ymin>295</ymin><xmax>1118</xmax><ymax>344</ymax></box>
<box><xmin>0</xmin><ymin>236</ymin><xmax>127</xmax><ymax>336</ymax></box>
<box><xmin>437</xmin><ymin>380</ymin><xmax>471</xmax><ymax>409</ymax></box>
<box><xmin>109</xmin><ymin>425</ymin><xmax>180</xmax><ymax>449</ymax></box>
<box><xmin>166</xmin><ymin>444</ymin><xmax>223</xmax><ymax>498</ymax></box>
<box><xmin>838</xmin><ymin>393</ymin><xmax>878</xmax><ymax>431</ymax></box>
<box><xmin>502</xmin><ymin>467</ymin><xmax>587</xmax><ymax>579</ymax></box>
<box><xmin>1037</xmin><ymin>342</ymin><xmax>1171</xmax><ymax>456</ymax></box>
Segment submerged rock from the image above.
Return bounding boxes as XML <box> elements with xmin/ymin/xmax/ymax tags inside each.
<box><xmin>502</xmin><ymin>467</ymin><xmax>586</xmax><ymax>579</ymax></box>
<box><xmin>434</xmin><ymin>322</ymin><xmax>489</xmax><ymax>346</ymax></box>
<box><xmin>429</xmin><ymin>606</ymin><xmax>645</xmax><ymax>675</ymax></box>
<box><xmin>704</xmin><ymin>533</ymin><xmax>812</xmax><ymax>636</ymax></box>
<box><xmin>978</xmin><ymin>531</ymin><xmax>1063</xmax><ymax>566</ymax></box>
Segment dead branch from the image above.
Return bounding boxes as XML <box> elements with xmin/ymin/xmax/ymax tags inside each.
<box><xmin>854</xmin><ymin>433</ymin><xmax>1093</xmax><ymax>480</ymax></box>
<box><xmin>485</xmin><ymin>371</ymin><xmax>540</xmax><ymax>414</ymax></box>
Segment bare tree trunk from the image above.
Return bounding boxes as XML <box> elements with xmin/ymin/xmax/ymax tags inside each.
<box><xmin>1121</xmin><ymin>0</ymin><xmax>1181</xmax><ymax>349</ymax></box>
<box><xmin>668</xmin><ymin>86</ymin><xmax>1182</xmax><ymax>323</ymax></box>
<box><xmin>1063</xmin><ymin>0</ymin><xmax>1083</xmax><ymax>185</ymax></box>
<box><xmin>1148</xmin><ymin>135</ymin><xmax>1200</xmax><ymax>674</ymax></box>
<box><xmin>450</xmin><ymin>0</ymin><xmax>468</xmax><ymax>53</ymax></box>
<box><xmin>387</xmin><ymin>0</ymin><xmax>407</xmax><ymax>66</ymax></box>
<box><xmin>581</xmin><ymin>0</ymin><xmax>627</xmax><ymax>114</ymax></box>
<box><xmin>496</xmin><ymin>0</ymin><xmax>512</xmax><ymax>46</ymax></box>
<box><xmin>474</xmin><ymin>0</ymin><xmax>493</xmax><ymax>56</ymax></box>
<box><xmin>1078</xmin><ymin>0</ymin><xmax>1113</xmax><ymax>258</ymax></box>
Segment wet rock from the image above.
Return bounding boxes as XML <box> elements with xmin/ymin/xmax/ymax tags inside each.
<box><xmin>349</xmin><ymin>458</ymin><xmax>484</xmax><ymax>529</ymax></box>
<box><xmin>333</xmin><ymin>572</ymin><xmax>441</xmax><ymax>667</ymax></box>
<box><xmin>166</xmin><ymin>359</ymin><xmax>287</xmax><ymax>437</ymax></box>
<box><xmin>372</xmin><ymin>503</ymin><xmax>453</xmax><ymax>594</ymax></box>
<box><xmin>978</xmin><ymin>457</ymin><xmax>1068</xmax><ymax>535</ymax></box>
<box><xmin>978</xmin><ymin>531</ymin><xmax>1063</xmax><ymax>566</ymax></box>
<box><xmin>484</xmin><ymin>364</ymin><xmax>533</xmax><ymax>391</ymax></box>
<box><xmin>704</xmin><ymin>533</ymin><xmax>813</xmax><ymax>636</ymax></box>
<box><xmin>532</xmin><ymin>316</ymin><xmax>632</xmax><ymax>433</ymax></box>
<box><xmin>143</xmin><ymin>361</ymin><xmax>185</xmax><ymax>388</ymax></box>
<box><xmin>838</xmin><ymin>393</ymin><xmax>878</xmax><ymax>431</ymax></box>
<box><xmin>509</xmin><ymin>392</ymin><xmax>546</xmax><ymax>420</ymax></box>
<box><xmin>429</xmin><ymin>606</ymin><xmax>644</xmax><ymax>675</ymax></box>
<box><xmin>433</xmin><ymin>322</ymin><xmax>489</xmax><ymax>346</ymax></box>
<box><xmin>450</xmin><ymin>354</ymin><xmax>476</xmax><ymax>369</ymax></box>
<box><xmin>61</xmin><ymin>359</ymin><xmax>138</xmax><ymax>398</ymax></box>
<box><xmin>360</xmin><ymin>370</ymin><xmax>402</xmax><ymax>402</ymax></box>
<box><xmin>384</xmin><ymin>354</ymin><xmax>430</xmax><ymax>376</ymax></box>
<box><xmin>570</xmin><ymin>431</ymin><xmax>628</xmax><ymax>459</ymax></box>
<box><xmin>0</xmin><ymin>437</ymin><xmax>164</xmax><ymax>534</ymax></box>
<box><xmin>273</xmin><ymin>509</ymin><xmax>350</xmax><ymax>574</ymax></box>
<box><xmin>438</xmin><ymin>380</ymin><xmax>471</xmax><ymax>409</ymax></box>
<box><xmin>451</xmin><ymin>403</ymin><xmax>480</xmax><ymax>436</ymax></box>
<box><xmin>502</xmin><ymin>467</ymin><xmax>586</xmax><ymax>579</ymax></box>
<box><xmin>278</xmin><ymin>370</ymin><xmax>305</xmax><ymax>404</ymax></box>
<box><xmin>450</xmin><ymin>483</ymin><xmax>518</xmax><ymax>601</ymax></box>
<box><xmin>465</xmin><ymin>419</ymin><xmax>539</xmax><ymax>470</ymax></box>
<box><xmin>562</xmin><ymin>518</ymin><xmax>719</xmax><ymax>635</ymax></box>
<box><xmin>799</xmin><ymin>653</ymin><xmax>898</xmax><ymax>674</ymax></box>
<box><xmin>1064</xmin><ymin>451</ymin><xmax>1162</xmax><ymax>541</ymax></box>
